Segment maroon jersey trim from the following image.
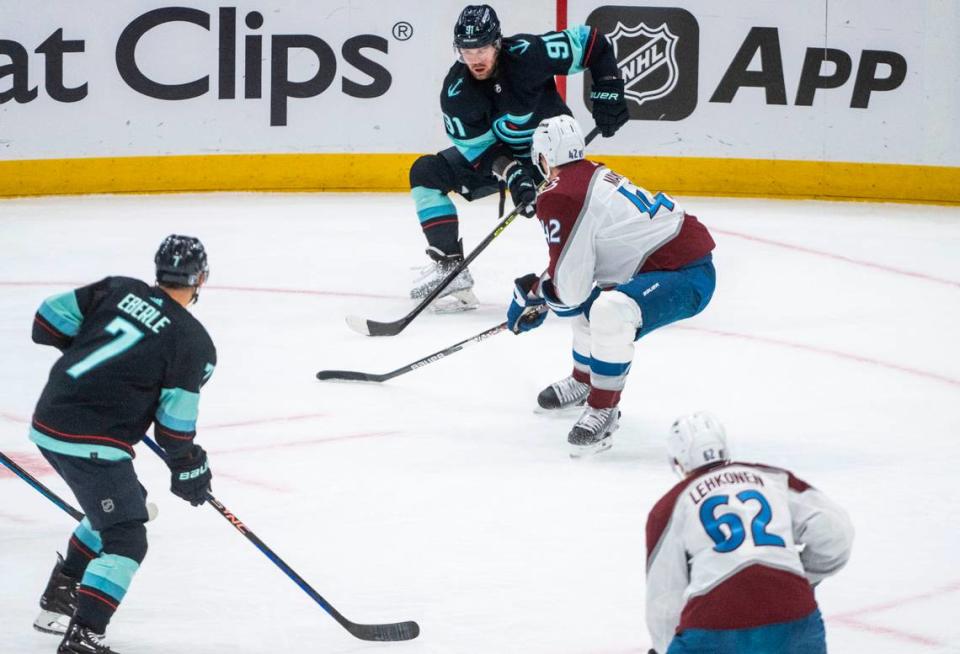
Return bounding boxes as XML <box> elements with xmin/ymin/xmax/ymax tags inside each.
<box><xmin>679</xmin><ymin>564</ymin><xmax>817</xmax><ymax>631</ymax></box>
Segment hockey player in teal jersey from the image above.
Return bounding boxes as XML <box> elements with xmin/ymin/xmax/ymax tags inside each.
<box><xmin>408</xmin><ymin>4</ymin><xmax>629</xmax><ymax>311</ymax></box>
<box><xmin>29</xmin><ymin>235</ymin><xmax>216</xmax><ymax>654</ymax></box>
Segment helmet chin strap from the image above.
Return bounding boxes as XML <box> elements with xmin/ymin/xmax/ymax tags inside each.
<box><xmin>535</xmin><ymin>154</ymin><xmax>550</xmax><ymax>180</ymax></box>
<box><xmin>189</xmin><ymin>271</ymin><xmax>208</xmax><ymax>305</ymax></box>
<box><xmin>669</xmin><ymin>457</ymin><xmax>687</xmax><ymax>479</ymax></box>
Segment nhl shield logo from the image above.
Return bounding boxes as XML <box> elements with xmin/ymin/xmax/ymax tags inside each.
<box><xmin>101</xmin><ymin>498</ymin><xmax>115</xmax><ymax>513</ymax></box>
<box><xmin>586</xmin><ymin>7</ymin><xmax>699</xmax><ymax>120</ymax></box>
<box><xmin>607</xmin><ymin>22</ymin><xmax>680</xmax><ymax>107</ymax></box>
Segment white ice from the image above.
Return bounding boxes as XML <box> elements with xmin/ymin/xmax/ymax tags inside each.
<box><xmin>1</xmin><ymin>191</ymin><xmax>959</xmax><ymax>653</ymax></box>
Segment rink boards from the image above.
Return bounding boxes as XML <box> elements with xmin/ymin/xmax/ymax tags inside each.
<box><xmin>1</xmin><ymin>1</ymin><xmax>958</xmax><ymax>202</ymax></box>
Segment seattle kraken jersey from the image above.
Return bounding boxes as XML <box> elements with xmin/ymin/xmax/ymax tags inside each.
<box><xmin>30</xmin><ymin>276</ymin><xmax>216</xmax><ymax>461</ymax></box>
<box><xmin>440</xmin><ymin>26</ymin><xmax>618</xmax><ymax>172</ymax></box>
<box><xmin>645</xmin><ymin>462</ymin><xmax>854</xmax><ymax>654</ymax></box>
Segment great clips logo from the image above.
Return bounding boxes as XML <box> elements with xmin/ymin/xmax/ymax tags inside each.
<box><xmin>585</xmin><ymin>6</ymin><xmax>699</xmax><ymax>120</ymax></box>
<box><xmin>0</xmin><ymin>7</ymin><xmax>404</xmax><ymax>126</ymax></box>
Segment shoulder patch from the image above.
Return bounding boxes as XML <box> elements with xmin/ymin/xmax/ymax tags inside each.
<box><xmin>447</xmin><ymin>77</ymin><xmax>464</xmax><ymax>97</ymax></box>
<box><xmin>508</xmin><ymin>39</ymin><xmax>530</xmax><ymax>55</ymax></box>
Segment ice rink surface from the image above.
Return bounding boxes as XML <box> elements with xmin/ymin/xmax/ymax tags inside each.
<box><xmin>1</xmin><ymin>190</ymin><xmax>959</xmax><ymax>653</ymax></box>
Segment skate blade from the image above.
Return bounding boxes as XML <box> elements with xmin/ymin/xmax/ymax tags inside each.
<box><xmin>33</xmin><ymin>610</ymin><xmax>70</xmax><ymax>635</ymax></box>
<box><xmin>568</xmin><ymin>418</ymin><xmax>620</xmax><ymax>458</ymax></box>
<box><xmin>431</xmin><ymin>289</ymin><xmax>479</xmax><ymax>314</ymax></box>
<box><xmin>534</xmin><ymin>400</ymin><xmax>587</xmax><ymax>415</ymax></box>
<box><xmin>568</xmin><ymin>436</ymin><xmax>613</xmax><ymax>459</ymax></box>
<box><xmin>533</xmin><ymin>402</ymin><xmax>586</xmax><ymax>420</ymax></box>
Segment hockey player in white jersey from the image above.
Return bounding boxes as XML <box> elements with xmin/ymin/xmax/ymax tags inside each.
<box><xmin>645</xmin><ymin>413</ymin><xmax>854</xmax><ymax>654</ymax></box>
<box><xmin>506</xmin><ymin>115</ymin><xmax>715</xmax><ymax>455</ymax></box>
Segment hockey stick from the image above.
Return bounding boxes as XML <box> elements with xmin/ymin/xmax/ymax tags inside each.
<box><xmin>318</xmin><ymin>320</ymin><xmax>509</xmax><ymax>382</ymax></box>
<box><xmin>140</xmin><ymin>436</ymin><xmax>419</xmax><ymax>642</ymax></box>
<box><xmin>0</xmin><ymin>450</ymin><xmax>84</xmax><ymax>521</ymax></box>
<box><xmin>346</xmin><ymin>126</ymin><xmax>601</xmax><ymax>337</ymax></box>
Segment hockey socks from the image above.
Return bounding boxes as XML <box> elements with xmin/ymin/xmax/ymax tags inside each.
<box><xmin>63</xmin><ymin>518</ymin><xmax>102</xmax><ymax>579</ymax></box>
<box><xmin>76</xmin><ymin>554</ymin><xmax>140</xmax><ymax>633</ymax></box>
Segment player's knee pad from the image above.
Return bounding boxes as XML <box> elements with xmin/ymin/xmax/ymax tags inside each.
<box><xmin>409</xmin><ymin>154</ymin><xmax>450</xmax><ymax>190</ymax></box>
<box><xmin>100</xmin><ymin>520</ymin><xmax>148</xmax><ymax>564</ymax></box>
<box><xmin>571</xmin><ymin>313</ymin><xmax>591</xmax><ymax>350</ymax></box>
<box><xmin>589</xmin><ymin>291</ymin><xmax>642</xmax><ymax>338</ymax></box>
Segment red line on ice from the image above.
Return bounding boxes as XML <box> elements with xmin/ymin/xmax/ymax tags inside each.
<box><xmin>205</xmin><ymin>412</ymin><xmax>329</xmax><ymax>430</ymax></box>
<box><xmin>826</xmin><ymin>580</ymin><xmax>960</xmax><ymax>648</ymax></box>
<box><xmin>831</xmin><ymin>580</ymin><xmax>960</xmax><ymax>619</ymax></box>
<box><xmin>714</xmin><ymin>228</ymin><xmax>960</xmax><ymax>289</ymax></box>
<box><xmin>210</xmin><ymin>284</ymin><xmax>398</xmax><ymax>300</ymax></box>
<box><xmin>0</xmin><ymin>511</ymin><xmax>37</xmax><ymax>524</ymax></box>
<box><xmin>211</xmin><ymin>431</ymin><xmax>403</xmax><ymax>456</ymax></box>
<box><xmin>0</xmin><ymin>451</ymin><xmax>55</xmax><ymax>479</ymax></box>
<box><xmin>676</xmin><ymin>325</ymin><xmax>960</xmax><ymax>388</ymax></box>
<box><xmin>3</xmin><ymin>411</ymin><xmax>400</xmax><ymax>456</ymax></box>
<box><xmin>830</xmin><ymin>617</ymin><xmax>946</xmax><ymax>647</ymax></box>
<box><xmin>214</xmin><ymin>470</ymin><xmax>294</xmax><ymax>493</ymax></box>
<box><xmin>0</xmin><ymin>280</ymin><xmax>402</xmax><ymax>300</ymax></box>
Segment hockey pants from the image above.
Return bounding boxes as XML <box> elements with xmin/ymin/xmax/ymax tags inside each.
<box><xmin>570</xmin><ymin>255</ymin><xmax>715</xmax><ymax>408</ymax></box>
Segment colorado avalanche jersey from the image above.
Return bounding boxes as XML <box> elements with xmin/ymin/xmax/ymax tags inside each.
<box><xmin>30</xmin><ymin>276</ymin><xmax>216</xmax><ymax>461</ymax></box>
<box><xmin>535</xmin><ymin>159</ymin><xmax>715</xmax><ymax>311</ymax></box>
<box><xmin>645</xmin><ymin>462</ymin><xmax>854</xmax><ymax>654</ymax></box>
<box><xmin>440</xmin><ymin>26</ymin><xmax>619</xmax><ymax>173</ymax></box>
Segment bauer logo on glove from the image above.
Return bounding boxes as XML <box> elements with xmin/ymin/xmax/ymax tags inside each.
<box><xmin>590</xmin><ymin>75</ymin><xmax>629</xmax><ymax>137</ymax></box>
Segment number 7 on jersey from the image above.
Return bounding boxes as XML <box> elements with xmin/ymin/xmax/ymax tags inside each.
<box><xmin>67</xmin><ymin>317</ymin><xmax>144</xmax><ymax>379</ymax></box>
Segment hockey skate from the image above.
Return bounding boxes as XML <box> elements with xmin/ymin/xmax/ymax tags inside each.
<box><xmin>34</xmin><ymin>554</ymin><xmax>78</xmax><ymax>636</ymax></box>
<box><xmin>58</xmin><ymin>621</ymin><xmax>120</xmax><ymax>654</ymax></box>
<box><xmin>537</xmin><ymin>375</ymin><xmax>590</xmax><ymax>411</ymax></box>
<box><xmin>568</xmin><ymin>406</ymin><xmax>621</xmax><ymax>458</ymax></box>
<box><xmin>410</xmin><ymin>243</ymin><xmax>478</xmax><ymax>313</ymax></box>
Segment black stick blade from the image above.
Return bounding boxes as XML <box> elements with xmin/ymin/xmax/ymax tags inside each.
<box><xmin>365</xmin><ymin>319</ymin><xmax>408</xmax><ymax>337</ymax></box>
<box><xmin>345</xmin><ymin>315</ymin><xmax>407</xmax><ymax>337</ymax></box>
<box><xmin>348</xmin><ymin>619</ymin><xmax>420</xmax><ymax>641</ymax></box>
<box><xmin>316</xmin><ymin>369</ymin><xmax>386</xmax><ymax>383</ymax></box>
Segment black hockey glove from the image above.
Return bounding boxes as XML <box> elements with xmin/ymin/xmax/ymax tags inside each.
<box><xmin>492</xmin><ymin>157</ymin><xmax>537</xmax><ymax>217</ymax></box>
<box><xmin>590</xmin><ymin>75</ymin><xmax>629</xmax><ymax>137</ymax></box>
<box><xmin>168</xmin><ymin>444</ymin><xmax>211</xmax><ymax>507</ymax></box>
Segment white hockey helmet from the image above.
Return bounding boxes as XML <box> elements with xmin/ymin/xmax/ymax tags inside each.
<box><xmin>666</xmin><ymin>412</ymin><xmax>730</xmax><ymax>477</ymax></box>
<box><xmin>530</xmin><ymin>114</ymin><xmax>586</xmax><ymax>179</ymax></box>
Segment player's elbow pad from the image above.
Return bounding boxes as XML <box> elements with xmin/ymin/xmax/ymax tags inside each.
<box><xmin>801</xmin><ymin>511</ymin><xmax>855</xmax><ymax>583</ymax></box>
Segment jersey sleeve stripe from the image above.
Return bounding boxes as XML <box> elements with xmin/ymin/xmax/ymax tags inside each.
<box><xmin>564</xmin><ymin>25</ymin><xmax>593</xmax><ymax>74</ymax></box>
<box><xmin>155</xmin><ymin>411</ymin><xmax>196</xmax><ymax>433</ymax></box>
<box><xmin>37</xmin><ymin>291</ymin><xmax>84</xmax><ymax>337</ymax></box>
<box><xmin>33</xmin><ymin>314</ymin><xmax>70</xmax><ymax>341</ymax></box>
<box><xmin>156</xmin><ymin>387</ymin><xmax>200</xmax><ymax>433</ymax></box>
<box><xmin>155</xmin><ymin>425</ymin><xmax>194</xmax><ymax>441</ymax></box>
